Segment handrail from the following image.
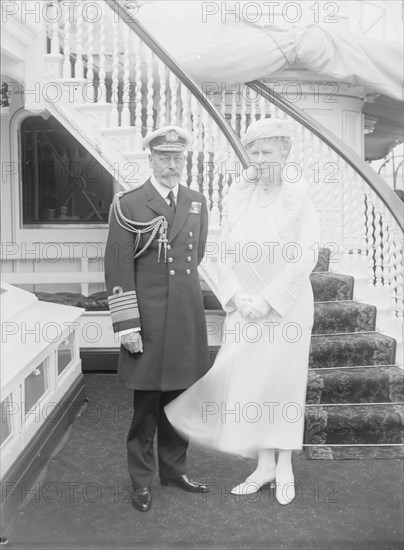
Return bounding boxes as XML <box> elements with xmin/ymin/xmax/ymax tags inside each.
<box><xmin>104</xmin><ymin>0</ymin><xmax>250</xmax><ymax>168</ymax></box>
<box><xmin>105</xmin><ymin>0</ymin><xmax>402</xmax><ymax>232</ymax></box>
<box><xmin>247</xmin><ymin>81</ymin><xmax>404</xmax><ymax>231</ymax></box>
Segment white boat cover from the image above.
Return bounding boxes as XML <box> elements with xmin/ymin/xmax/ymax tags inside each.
<box><xmin>137</xmin><ymin>1</ymin><xmax>403</xmax><ymax>102</ymax></box>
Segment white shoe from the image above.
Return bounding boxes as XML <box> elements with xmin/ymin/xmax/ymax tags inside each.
<box><xmin>231</xmin><ymin>468</ymin><xmax>276</xmax><ymax>495</ymax></box>
<box><xmin>274</xmin><ymin>475</ymin><xmax>296</xmax><ymax>505</ymax></box>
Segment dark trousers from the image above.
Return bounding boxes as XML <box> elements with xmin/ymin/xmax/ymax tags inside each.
<box><xmin>127</xmin><ymin>390</ymin><xmax>188</xmax><ymax>488</ymax></box>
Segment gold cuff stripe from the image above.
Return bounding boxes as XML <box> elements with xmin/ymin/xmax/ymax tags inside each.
<box><xmin>111</xmin><ymin>310</ymin><xmax>140</xmax><ymax>323</ymax></box>
<box><xmin>110</xmin><ymin>306</ymin><xmax>139</xmax><ymax>315</ymax></box>
<box><xmin>109</xmin><ymin>293</ymin><xmax>138</xmax><ymax>300</ymax></box>
<box><xmin>109</xmin><ymin>299</ymin><xmax>139</xmax><ymax>309</ymax></box>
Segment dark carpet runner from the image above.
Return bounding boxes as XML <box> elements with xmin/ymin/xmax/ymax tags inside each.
<box><xmin>203</xmin><ymin>248</ymin><xmax>403</xmax><ymax>460</ymax></box>
<box><xmin>306</xmin><ymin>250</ymin><xmax>403</xmax><ymax>459</ymax></box>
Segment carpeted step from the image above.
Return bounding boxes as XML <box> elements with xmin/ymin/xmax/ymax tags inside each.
<box><xmin>309</xmin><ymin>332</ymin><xmax>396</xmax><ymax>369</ymax></box>
<box><xmin>304</xmin><ymin>403</ymin><xmax>404</xmax><ymax>459</ymax></box>
<box><xmin>313</xmin><ymin>301</ymin><xmax>376</xmax><ymax>334</ymax></box>
<box><xmin>203</xmin><ymin>272</ymin><xmax>354</xmax><ymax>311</ymax></box>
<box><xmin>307</xmin><ymin>365</ymin><xmax>404</xmax><ymax>405</ymax></box>
<box><xmin>204</xmin><ymin>297</ymin><xmax>376</xmax><ymax>336</ymax></box>
<box><xmin>305</xmin><ymin>444</ymin><xmax>404</xmax><ymax>459</ymax></box>
<box><xmin>208</xmin><ymin>331</ymin><xmax>396</xmax><ymax>370</ymax></box>
<box><xmin>310</xmin><ymin>272</ymin><xmax>354</xmax><ymax>302</ymax></box>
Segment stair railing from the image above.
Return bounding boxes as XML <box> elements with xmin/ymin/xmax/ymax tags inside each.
<box><xmin>45</xmin><ymin>0</ymin><xmax>403</xmax><ymax>319</ymax></box>
<box><xmin>104</xmin><ymin>0</ymin><xmax>403</xmax><ymax>319</ymax></box>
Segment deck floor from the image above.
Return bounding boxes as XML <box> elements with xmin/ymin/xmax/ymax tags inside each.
<box><xmin>6</xmin><ymin>373</ymin><xmax>404</xmax><ymax>550</ymax></box>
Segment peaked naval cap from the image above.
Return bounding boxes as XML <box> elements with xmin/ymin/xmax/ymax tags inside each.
<box><xmin>143</xmin><ymin>126</ymin><xmax>193</xmax><ymax>152</ymax></box>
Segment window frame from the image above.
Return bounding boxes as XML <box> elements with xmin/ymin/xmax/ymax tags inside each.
<box><xmin>12</xmin><ymin>110</ymin><xmax>118</xmax><ymax>244</ymax></box>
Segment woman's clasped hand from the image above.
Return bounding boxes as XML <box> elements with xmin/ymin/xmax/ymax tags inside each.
<box><xmin>233</xmin><ymin>292</ymin><xmax>272</xmax><ymax>320</ymax></box>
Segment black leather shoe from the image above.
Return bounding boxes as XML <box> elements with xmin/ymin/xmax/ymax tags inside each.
<box><xmin>161</xmin><ymin>474</ymin><xmax>209</xmax><ymax>493</ymax></box>
<box><xmin>131</xmin><ymin>486</ymin><xmax>152</xmax><ymax>512</ymax></box>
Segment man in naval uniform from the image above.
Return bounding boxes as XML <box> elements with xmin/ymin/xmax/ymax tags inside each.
<box><xmin>104</xmin><ymin>126</ymin><xmax>211</xmax><ymax>512</ymax></box>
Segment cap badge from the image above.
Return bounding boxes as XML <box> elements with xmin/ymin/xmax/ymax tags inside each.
<box><xmin>166</xmin><ymin>130</ymin><xmax>178</xmax><ymax>142</ymax></box>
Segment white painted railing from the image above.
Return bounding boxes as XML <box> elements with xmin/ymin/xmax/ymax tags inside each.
<box><xmin>7</xmin><ymin>0</ymin><xmax>403</xmax><ymax>323</ymax></box>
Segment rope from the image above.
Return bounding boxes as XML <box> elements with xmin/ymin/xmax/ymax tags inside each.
<box><xmin>111</xmin><ymin>193</ymin><xmax>168</xmax><ymax>261</ymax></box>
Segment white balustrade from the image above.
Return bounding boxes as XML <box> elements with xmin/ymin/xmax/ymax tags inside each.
<box><xmin>157</xmin><ymin>58</ymin><xmax>167</xmax><ymax>127</ymax></box>
<box><xmin>98</xmin><ymin>6</ymin><xmax>107</xmax><ymax>103</ymax></box>
<box><xmin>202</xmin><ymin>108</ymin><xmax>212</xmax><ymax>209</ymax></box>
<box><xmin>111</xmin><ymin>18</ymin><xmax>120</xmax><ymax>126</ymax></box>
<box><xmin>86</xmin><ymin>5</ymin><xmax>96</xmax><ymax>103</ymax></box>
<box><xmin>62</xmin><ymin>4</ymin><xmax>72</xmax><ymax>78</ymax></box>
<box><xmin>181</xmin><ymin>84</ymin><xmax>191</xmax><ymax>134</ymax></box>
<box><xmin>146</xmin><ymin>47</ymin><xmax>155</xmax><ymax>133</ymax></box>
<box><xmin>190</xmin><ymin>96</ymin><xmax>201</xmax><ymax>192</ymax></box>
<box><xmin>75</xmin><ymin>4</ymin><xmax>84</xmax><ymax>79</ymax></box>
<box><xmin>133</xmin><ymin>35</ymin><xmax>143</xmax><ymax>148</ymax></box>
<box><xmin>121</xmin><ymin>25</ymin><xmax>131</xmax><ymax>127</ymax></box>
<box><xmin>169</xmin><ymin>73</ymin><xmax>179</xmax><ymax>126</ymax></box>
<box><xmin>42</xmin><ymin>2</ymin><xmax>403</xmax><ymax>319</ymax></box>
<box><xmin>50</xmin><ymin>4</ymin><xmax>60</xmax><ymax>55</ymax></box>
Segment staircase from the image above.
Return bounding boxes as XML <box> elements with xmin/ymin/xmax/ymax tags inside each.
<box><xmin>204</xmin><ymin>247</ymin><xmax>403</xmax><ymax>459</ymax></box>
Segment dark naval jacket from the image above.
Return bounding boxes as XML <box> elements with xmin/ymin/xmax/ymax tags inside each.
<box><xmin>104</xmin><ymin>178</ymin><xmax>211</xmax><ymax>390</ymax></box>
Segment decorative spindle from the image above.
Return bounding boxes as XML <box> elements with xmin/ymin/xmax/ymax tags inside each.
<box><xmin>239</xmin><ymin>85</ymin><xmax>247</xmax><ymax>137</ymax></box>
<box><xmin>380</xmin><ymin>206</ymin><xmax>394</xmax><ymax>287</ymax></box>
<box><xmin>219</xmin><ymin>87</ymin><xmax>227</xmax><ymax>150</ymax></box>
<box><xmin>169</xmin><ymin>72</ymin><xmax>178</xmax><ymax>126</ymax></box>
<box><xmin>312</xmin><ymin>134</ymin><xmax>323</xmax><ymax>232</ymax></box>
<box><xmin>190</xmin><ymin>96</ymin><xmax>201</xmax><ymax>191</ymax></box>
<box><xmin>259</xmin><ymin>94</ymin><xmax>266</xmax><ymax>120</ymax></box>
<box><xmin>202</xmin><ymin>107</ymin><xmax>212</xmax><ymax>210</ymax></box>
<box><xmin>121</xmin><ymin>24</ymin><xmax>131</xmax><ymax>127</ymax></box>
<box><xmin>230</xmin><ymin>90</ymin><xmax>237</xmax><ymax>135</ymax></box>
<box><xmin>366</xmin><ymin>192</ymin><xmax>376</xmax><ymax>286</ymax></box>
<box><xmin>391</xmin><ymin>226</ymin><xmax>404</xmax><ymax>317</ymax></box>
<box><xmin>134</xmin><ymin>35</ymin><xmax>143</xmax><ymax>148</ymax></box>
<box><xmin>146</xmin><ymin>47</ymin><xmax>154</xmax><ymax>132</ymax></box>
<box><xmin>181</xmin><ymin>84</ymin><xmax>191</xmax><ymax>134</ymax></box>
<box><xmin>85</xmin><ymin>4</ymin><xmax>95</xmax><ymax>102</ymax></box>
<box><xmin>341</xmin><ymin>159</ymin><xmax>351</xmax><ymax>255</ymax></box>
<box><xmin>62</xmin><ymin>3</ymin><xmax>72</xmax><ymax>78</ymax></box>
<box><xmin>351</xmin><ymin>171</ymin><xmax>362</xmax><ymax>254</ymax></box>
<box><xmin>210</xmin><ymin>122</ymin><xmax>222</xmax><ymax>228</ymax></box>
<box><xmin>358</xmin><ymin>175</ymin><xmax>368</xmax><ymax>257</ymax></box>
<box><xmin>111</xmin><ymin>17</ymin><xmax>120</xmax><ymax>126</ymax></box>
<box><xmin>158</xmin><ymin>59</ymin><xmax>167</xmax><ymax>127</ymax></box>
<box><xmin>75</xmin><ymin>3</ymin><xmax>84</xmax><ymax>78</ymax></box>
<box><xmin>179</xmin><ymin>84</ymin><xmax>191</xmax><ymax>188</ymax></box>
<box><xmin>329</xmin><ymin>152</ymin><xmax>341</xmax><ymax>251</ymax></box>
<box><xmin>373</xmin><ymin>209</ymin><xmax>383</xmax><ymax>286</ymax></box>
<box><xmin>50</xmin><ymin>3</ymin><xmax>60</xmax><ymax>55</ymax></box>
<box><xmin>249</xmin><ymin>88</ymin><xmax>257</xmax><ymax>126</ymax></box>
<box><xmin>322</xmin><ymin>142</ymin><xmax>332</xmax><ymax>244</ymax></box>
<box><xmin>98</xmin><ymin>6</ymin><xmax>107</xmax><ymax>103</ymax></box>
<box><xmin>221</xmin><ymin>150</ymin><xmax>235</xmax><ymax>227</ymax></box>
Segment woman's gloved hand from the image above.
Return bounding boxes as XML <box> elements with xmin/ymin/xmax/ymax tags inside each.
<box><xmin>243</xmin><ymin>295</ymin><xmax>272</xmax><ymax>320</ymax></box>
<box><xmin>233</xmin><ymin>292</ymin><xmax>253</xmax><ymax>317</ymax></box>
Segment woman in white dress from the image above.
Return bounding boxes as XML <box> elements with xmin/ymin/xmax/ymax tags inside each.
<box><xmin>165</xmin><ymin>118</ymin><xmax>320</xmax><ymax>505</ymax></box>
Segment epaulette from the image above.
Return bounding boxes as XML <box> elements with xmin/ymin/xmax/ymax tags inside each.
<box><xmin>117</xmin><ymin>184</ymin><xmax>144</xmax><ymax>200</ymax></box>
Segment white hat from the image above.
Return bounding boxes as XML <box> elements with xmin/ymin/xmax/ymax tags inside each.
<box><xmin>241</xmin><ymin>118</ymin><xmax>295</xmax><ymax>147</ymax></box>
<box><xmin>143</xmin><ymin>125</ymin><xmax>192</xmax><ymax>152</ymax></box>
